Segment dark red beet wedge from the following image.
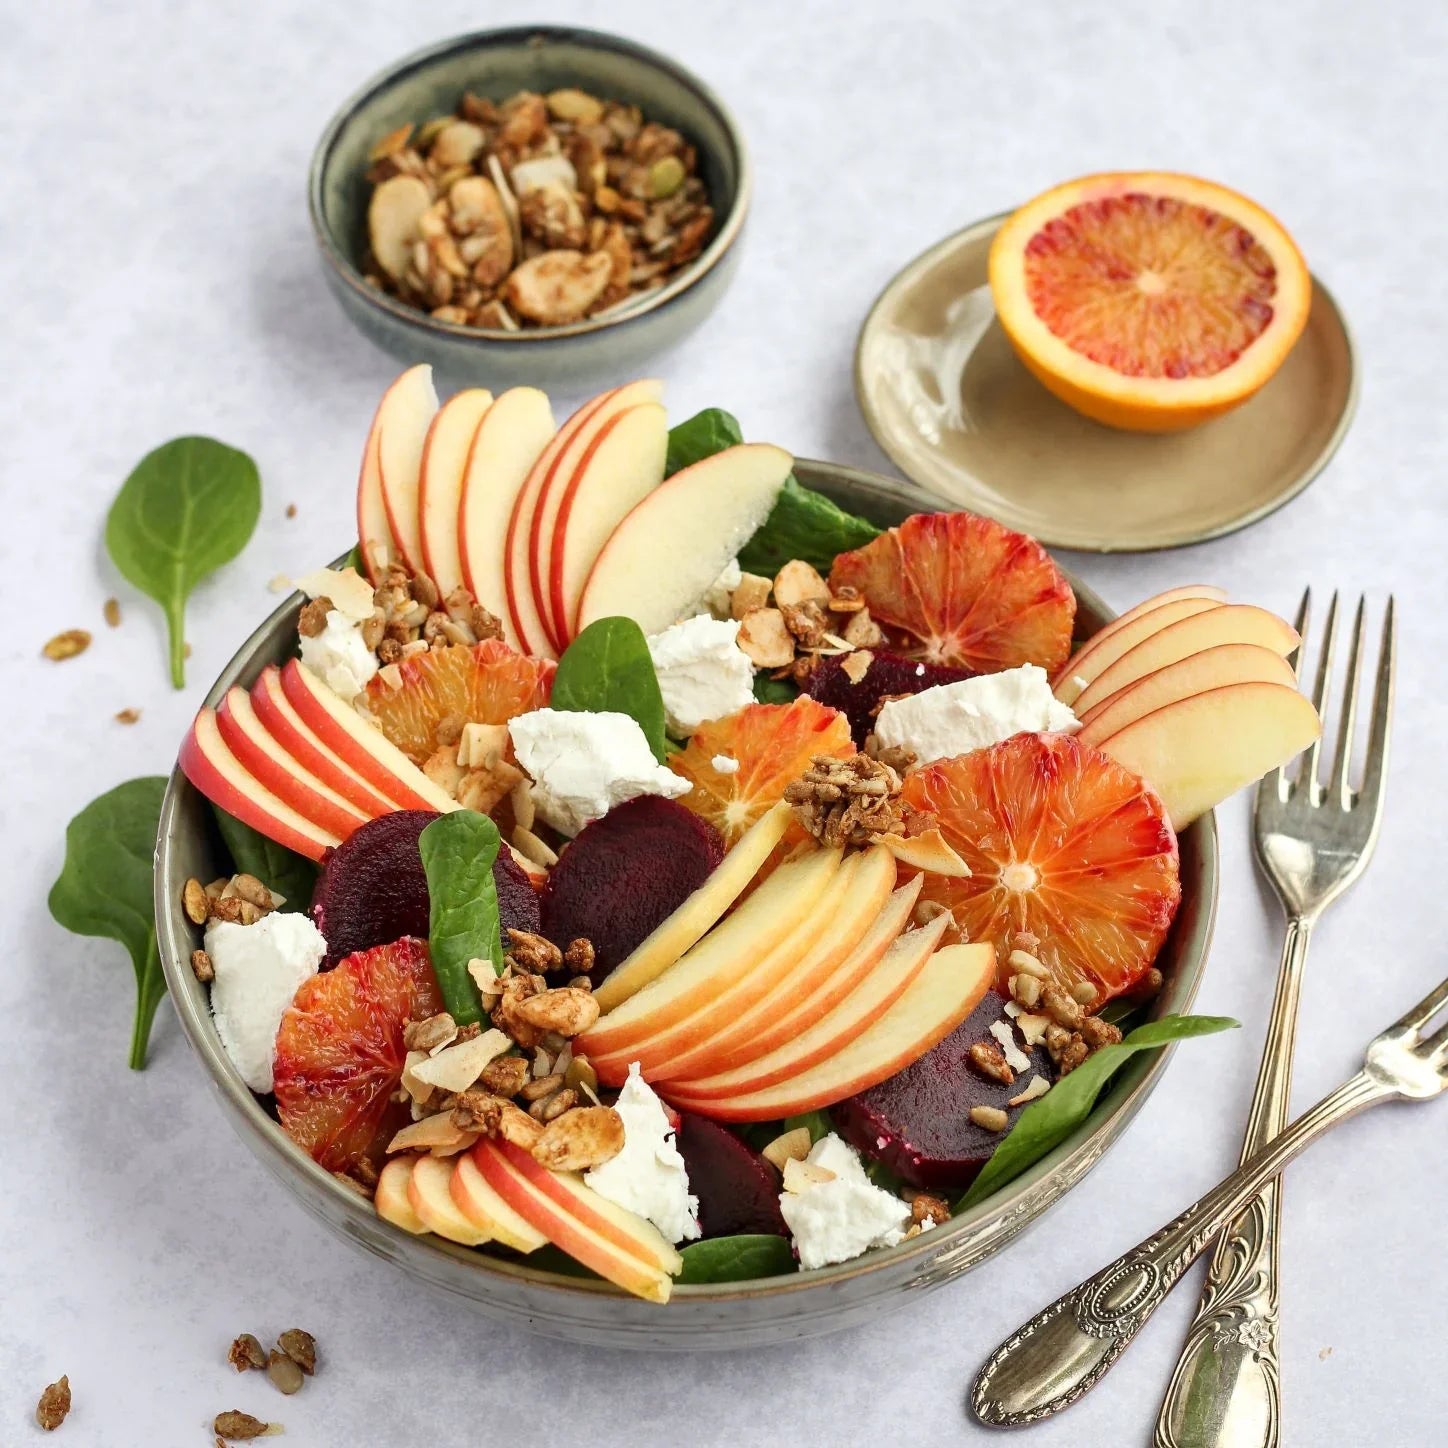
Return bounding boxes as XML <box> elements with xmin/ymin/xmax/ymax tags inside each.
<box><xmin>540</xmin><ymin>796</ymin><xmax>724</xmax><ymax>986</ymax></box>
<box><xmin>831</xmin><ymin>996</ymin><xmax>1052</xmax><ymax>1191</ymax></box>
<box><xmin>310</xmin><ymin>811</ymin><xmax>540</xmax><ymax>969</ymax></box>
<box><xmin>676</xmin><ymin>1113</ymin><xmax>787</xmax><ymax>1239</ymax></box>
<box><xmin>802</xmin><ymin>649</ymin><xmax>973</xmax><ymax>747</ymax></box>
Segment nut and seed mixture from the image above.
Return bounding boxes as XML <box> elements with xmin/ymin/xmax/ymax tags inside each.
<box><xmin>35</xmin><ymin>1375</ymin><xmax>70</xmax><ymax>1431</ymax></box>
<box><xmin>1005</xmin><ymin>950</ymin><xmax>1122</xmax><ymax>1075</ymax></box>
<box><xmin>42</xmin><ymin>629</ymin><xmax>91</xmax><ymax>662</ymax></box>
<box><xmin>363</xmin><ymin>88</ymin><xmax>714</xmax><ymax>329</ymax></box>
<box><xmin>213</xmin><ymin>1410</ymin><xmax>280</xmax><ymax>1441</ymax></box>
<box><xmin>182</xmin><ymin>873</ymin><xmax>284</xmax><ymax>930</ymax></box>
<box><xmin>784</xmin><ymin>751</ymin><xmax>920</xmax><ymax>849</ymax></box>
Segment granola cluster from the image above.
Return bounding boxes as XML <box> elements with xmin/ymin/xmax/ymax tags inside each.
<box><xmin>227</xmin><ymin>1329</ymin><xmax>316</xmax><ymax>1399</ymax></box>
<box><xmin>182</xmin><ymin>873</ymin><xmax>285</xmax><ymax>979</ymax></box>
<box><xmin>364</xmin><ymin>88</ymin><xmax>714</xmax><ymax>329</ymax></box>
<box><xmin>1004</xmin><ymin>949</ymin><xmax>1123</xmax><ymax>1075</ymax></box>
<box><xmin>727</xmin><ymin>559</ymin><xmax>884</xmax><ymax>681</ymax></box>
<box><xmin>783</xmin><ymin>751</ymin><xmax>916</xmax><ymax>849</ymax></box>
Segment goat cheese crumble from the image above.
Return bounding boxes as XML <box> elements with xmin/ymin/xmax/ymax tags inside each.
<box><xmin>585</xmin><ymin>1065</ymin><xmax>701</xmax><ymax>1243</ymax></box>
<box><xmin>299</xmin><ymin>610</ymin><xmax>378</xmax><ymax>702</ymax></box>
<box><xmin>646</xmin><ymin>615</ymin><xmax>756</xmax><ymax>736</ymax></box>
<box><xmin>873</xmin><ymin>664</ymin><xmax>1079</xmax><ymax>765</ymax></box>
<box><xmin>508</xmin><ymin>708</ymin><xmax>690</xmax><ymax>836</ymax></box>
<box><xmin>778</xmin><ymin>1134</ymin><xmax>911</xmax><ymax>1270</ymax></box>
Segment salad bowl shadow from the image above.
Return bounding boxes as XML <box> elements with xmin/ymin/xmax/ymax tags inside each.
<box><xmin>154</xmin><ymin>461</ymin><xmax>1217</xmax><ymax>1350</ymax></box>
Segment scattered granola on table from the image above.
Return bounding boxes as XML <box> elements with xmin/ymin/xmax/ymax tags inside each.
<box><xmin>213</xmin><ymin>1409</ymin><xmax>280</xmax><ymax>1441</ymax></box>
<box><xmin>363</xmin><ymin>88</ymin><xmax>714</xmax><ymax>328</ymax></box>
<box><xmin>42</xmin><ymin>629</ymin><xmax>91</xmax><ymax>662</ymax></box>
<box><xmin>35</xmin><ymin>1375</ymin><xmax>70</xmax><ymax>1431</ymax></box>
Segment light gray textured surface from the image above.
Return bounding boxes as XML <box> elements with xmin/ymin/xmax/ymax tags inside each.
<box><xmin>3</xmin><ymin>1</ymin><xmax>1444</xmax><ymax>1443</ymax></box>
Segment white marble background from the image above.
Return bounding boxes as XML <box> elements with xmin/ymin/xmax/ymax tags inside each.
<box><xmin>4</xmin><ymin>0</ymin><xmax>1445</xmax><ymax>1442</ymax></box>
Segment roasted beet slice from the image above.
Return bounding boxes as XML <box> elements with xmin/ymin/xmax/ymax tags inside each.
<box><xmin>802</xmin><ymin>649</ymin><xmax>972</xmax><ymax>747</ymax></box>
<box><xmin>310</xmin><ymin>811</ymin><xmax>540</xmax><ymax>969</ymax></box>
<box><xmin>540</xmin><ymin>797</ymin><xmax>724</xmax><ymax>985</ymax></box>
<box><xmin>676</xmin><ymin>1113</ymin><xmax>787</xmax><ymax>1239</ymax></box>
<box><xmin>831</xmin><ymin>996</ymin><xmax>1052</xmax><ymax>1191</ymax></box>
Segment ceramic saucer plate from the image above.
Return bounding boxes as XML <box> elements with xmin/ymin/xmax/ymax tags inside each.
<box><xmin>854</xmin><ymin>212</ymin><xmax>1358</xmax><ymax>553</ymax></box>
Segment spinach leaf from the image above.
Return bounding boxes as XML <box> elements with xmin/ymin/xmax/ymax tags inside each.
<box><xmin>48</xmin><ymin>777</ymin><xmax>169</xmax><ymax>1070</ymax></box>
<box><xmin>105</xmin><ymin>436</ymin><xmax>262</xmax><ymax>688</ymax></box>
<box><xmin>342</xmin><ymin>542</ymin><xmax>366</xmax><ymax>574</ymax></box>
<box><xmin>737</xmin><ymin>477</ymin><xmax>881</xmax><ymax>578</ymax></box>
<box><xmin>783</xmin><ymin>1109</ymin><xmax>833</xmax><ymax>1144</ymax></box>
<box><xmin>676</xmin><ymin>1234</ymin><xmax>795</xmax><ymax>1284</ymax></box>
<box><xmin>552</xmin><ymin>617</ymin><xmax>668</xmax><ymax>763</ymax></box>
<box><xmin>752</xmin><ymin>673</ymin><xmax>799</xmax><ymax>705</ymax></box>
<box><xmin>665</xmin><ymin>407</ymin><xmax>743</xmax><ymax>477</ymax></box>
<box><xmin>212</xmin><ymin>805</ymin><xmax>317</xmax><ymax>909</ymax></box>
<box><xmin>959</xmin><ymin>1014</ymin><xmax>1239</xmax><ymax>1209</ymax></box>
<box><xmin>418</xmin><ymin>811</ymin><xmax>502</xmax><ymax>1027</ymax></box>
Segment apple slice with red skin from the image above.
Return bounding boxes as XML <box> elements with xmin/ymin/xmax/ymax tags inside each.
<box><xmin>406</xmin><ymin>1152</ymin><xmax>493</xmax><ymax>1246</ymax></box>
<box><xmin>458</xmin><ymin>387</ymin><xmax>556</xmax><ymax>649</ymax></box>
<box><xmin>1072</xmin><ymin>605</ymin><xmax>1300</xmax><ymax>715</ymax></box>
<box><xmin>376</xmin><ymin>364</ymin><xmax>439</xmax><ymax>575</ymax></box>
<box><xmin>664</xmin><ymin>911</ymin><xmax>952</xmax><ymax>1104</ymax></box>
<box><xmin>375</xmin><ymin>1156</ymin><xmax>429</xmax><ymax>1235</ymax></box>
<box><xmin>1053</xmin><ymin>596</ymin><xmax>1225</xmax><ymax>705</ymax></box>
<box><xmin>279</xmin><ymin>659</ymin><xmax>458</xmax><ymax>813</ymax></box>
<box><xmin>665</xmin><ymin>939</ymin><xmax>995</xmax><ymax>1122</ymax></box>
<box><xmin>1078</xmin><ymin>643</ymin><xmax>1298</xmax><ymax>743</ymax></box>
<box><xmin>215</xmin><ymin>687</ymin><xmax>369</xmax><ymax>839</ymax></box>
<box><xmin>418</xmin><ymin>388</ymin><xmax>493</xmax><ymax>597</ymax></box>
<box><xmin>577</xmin><ymin>444</ymin><xmax>793</xmax><ymax>638</ymax></box>
<box><xmin>1093</xmin><ymin>680</ymin><xmax>1322</xmax><ymax>829</ymax></box>
<box><xmin>181</xmin><ymin>709</ymin><xmax>340</xmax><ymax>860</ymax></box>
<box><xmin>450</xmin><ymin>1152</ymin><xmax>548</xmax><ymax>1253</ymax></box>
<box><xmin>356</xmin><ymin>370</ymin><xmax>437</xmax><ymax>582</ymax></box>
<box><xmin>250</xmin><ymin>665</ymin><xmax>396</xmax><ymax>816</ymax></box>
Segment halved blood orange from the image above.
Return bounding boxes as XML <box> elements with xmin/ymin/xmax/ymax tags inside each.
<box><xmin>667</xmin><ymin>698</ymin><xmax>853</xmax><ymax>845</ymax></box>
<box><xmin>829</xmin><ymin>510</ymin><xmax>1076</xmax><ymax>674</ymax></box>
<box><xmin>363</xmin><ymin>639</ymin><xmax>555</xmax><ymax>763</ymax></box>
<box><xmin>900</xmin><ymin>732</ymin><xmax>1180</xmax><ymax>1009</ymax></box>
<box><xmin>273</xmin><ymin>938</ymin><xmax>443</xmax><ymax>1173</ymax></box>
<box><xmin>990</xmin><ymin>172</ymin><xmax>1311</xmax><ymax>431</ymax></box>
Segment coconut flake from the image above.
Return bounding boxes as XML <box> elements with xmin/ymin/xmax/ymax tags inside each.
<box><xmin>292</xmin><ymin>566</ymin><xmax>375</xmax><ymax>622</ymax></box>
<box><xmin>989</xmin><ymin>1020</ymin><xmax>1031</xmax><ymax>1074</ymax></box>
<box><xmin>1009</xmin><ymin>1075</ymin><xmax>1051</xmax><ymax>1107</ymax></box>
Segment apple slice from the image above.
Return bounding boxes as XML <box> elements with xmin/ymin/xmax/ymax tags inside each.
<box><xmin>215</xmin><ymin>688</ymin><xmax>369</xmax><ymax>839</ymax></box>
<box><xmin>666</xmin><ymin>912</ymin><xmax>952</xmax><ymax>1102</ymax></box>
<box><xmin>657</xmin><ymin>873</ymin><xmax>923</xmax><ymax>1083</ymax></box>
<box><xmin>1053</xmin><ymin>596</ymin><xmax>1225</xmax><ymax>705</ymax></box>
<box><xmin>418</xmin><ymin>388</ymin><xmax>493</xmax><ymax>596</ymax></box>
<box><xmin>180</xmin><ymin>709</ymin><xmax>340</xmax><ymax>860</ymax></box>
<box><xmin>375</xmin><ymin>1156</ymin><xmax>429</xmax><ymax>1234</ymax></box>
<box><xmin>405</xmin><ymin>1153</ymin><xmax>493</xmax><ymax>1246</ymax></box>
<box><xmin>450</xmin><ymin>1152</ymin><xmax>548</xmax><ymax>1253</ymax></box>
<box><xmin>359</xmin><ymin>365</ymin><xmax>437</xmax><ymax>578</ymax></box>
<box><xmin>881</xmin><ymin>828</ymin><xmax>970</xmax><ymax>878</ymax></box>
<box><xmin>583</xmin><ymin>846</ymin><xmax>842</xmax><ymax>1073</ymax></box>
<box><xmin>470</xmin><ymin>1140</ymin><xmax>674</xmax><ymax>1302</ymax></box>
<box><xmin>1078</xmin><ymin>643</ymin><xmax>1298</xmax><ymax>744</ymax></box>
<box><xmin>458</xmin><ymin>387</ymin><xmax>556</xmax><ymax>648</ymax></box>
<box><xmin>279</xmin><ymin>660</ymin><xmax>459</xmax><ymax>814</ymax></box>
<box><xmin>592</xmin><ymin>801</ymin><xmax>792</xmax><ymax>1014</ymax></box>
<box><xmin>548</xmin><ymin>399</ymin><xmax>668</xmax><ymax>644</ymax></box>
<box><xmin>1093</xmin><ymin>681</ymin><xmax>1321</xmax><ymax>829</ymax></box>
<box><xmin>356</xmin><ymin>422</ymin><xmax>393</xmax><ymax>584</ymax></box>
<box><xmin>1072</xmin><ymin>605</ymin><xmax>1301</xmax><ymax>716</ymax></box>
<box><xmin>666</xmin><ymin>939</ymin><xmax>994</xmax><ymax>1121</ymax></box>
<box><xmin>577</xmin><ymin>444</ymin><xmax>793</xmax><ymax>637</ymax></box>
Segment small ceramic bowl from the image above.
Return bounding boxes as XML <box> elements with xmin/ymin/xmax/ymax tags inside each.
<box><xmin>308</xmin><ymin>27</ymin><xmax>750</xmax><ymax>390</ymax></box>
<box><xmin>155</xmin><ymin>463</ymin><xmax>1217</xmax><ymax>1350</ymax></box>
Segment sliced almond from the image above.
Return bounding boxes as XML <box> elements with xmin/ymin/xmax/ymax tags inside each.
<box><xmin>761</xmin><ymin>1126</ymin><xmax>813</xmax><ymax>1172</ymax></box>
<box><xmin>368</xmin><ymin>174</ymin><xmax>432</xmax><ymax>281</ymax></box>
<box><xmin>782</xmin><ymin>1158</ymin><xmax>837</xmax><ymax>1194</ymax></box>
<box><xmin>773</xmin><ymin>559</ymin><xmax>830</xmax><ymax>609</ymax></box>
<box><xmin>510</xmin><ymin>779</ymin><xmax>537</xmax><ymax>833</ymax></box>
<box><xmin>503</xmin><ymin>249</ymin><xmax>613</xmax><ymax>325</ymax></box>
<box><xmin>291</xmin><ymin>566</ymin><xmax>374</xmax><ymax>622</ymax></box>
<box><xmin>409</xmin><ymin>1028</ymin><xmax>512</xmax><ymax>1094</ymax></box>
<box><xmin>485</xmin><ymin>154</ymin><xmax>523</xmax><ymax>257</ymax></box>
<box><xmin>429</xmin><ymin>120</ymin><xmax>485</xmax><ymax>168</ymax></box>
<box><xmin>546</xmin><ymin>88</ymin><xmax>603</xmax><ymax>124</ymax></box>
<box><xmin>512</xmin><ymin>825</ymin><xmax>558</xmax><ymax>869</ymax></box>
<box><xmin>736</xmin><ymin>608</ymin><xmax>795</xmax><ymax>668</ymax></box>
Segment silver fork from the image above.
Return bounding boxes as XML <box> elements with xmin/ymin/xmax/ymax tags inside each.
<box><xmin>1153</xmin><ymin>592</ymin><xmax>1393</xmax><ymax>1448</ymax></box>
<box><xmin>972</xmin><ymin>962</ymin><xmax>1448</xmax><ymax>1426</ymax></box>
<box><xmin>970</xmin><ymin>595</ymin><xmax>1397</xmax><ymax>1428</ymax></box>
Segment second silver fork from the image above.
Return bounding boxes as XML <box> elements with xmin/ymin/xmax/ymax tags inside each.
<box><xmin>1154</xmin><ymin>591</ymin><xmax>1394</xmax><ymax>1448</ymax></box>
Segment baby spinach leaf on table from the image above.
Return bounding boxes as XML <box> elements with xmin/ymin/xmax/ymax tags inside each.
<box><xmin>959</xmin><ymin>1014</ymin><xmax>1239</xmax><ymax>1210</ymax></box>
<box><xmin>418</xmin><ymin>811</ymin><xmax>502</xmax><ymax>1027</ymax></box>
<box><xmin>677</xmin><ymin>1233</ymin><xmax>795</xmax><ymax>1283</ymax></box>
<box><xmin>48</xmin><ymin>777</ymin><xmax>168</xmax><ymax>1070</ymax></box>
<box><xmin>105</xmin><ymin>436</ymin><xmax>262</xmax><ymax>688</ymax></box>
<box><xmin>212</xmin><ymin>805</ymin><xmax>317</xmax><ymax>909</ymax></box>
<box><xmin>738</xmin><ymin>477</ymin><xmax>882</xmax><ymax>578</ymax></box>
<box><xmin>552</xmin><ymin>617</ymin><xmax>668</xmax><ymax>763</ymax></box>
<box><xmin>665</xmin><ymin>407</ymin><xmax>743</xmax><ymax>476</ymax></box>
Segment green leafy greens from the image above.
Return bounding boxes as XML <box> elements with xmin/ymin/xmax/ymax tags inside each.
<box><xmin>418</xmin><ymin>811</ymin><xmax>503</xmax><ymax>1027</ymax></box>
<box><xmin>664</xmin><ymin>407</ymin><xmax>743</xmax><ymax>476</ymax></box>
<box><xmin>48</xmin><ymin>777</ymin><xmax>169</xmax><ymax>1070</ymax></box>
<box><xmin>212</xmin><ymin>806</ymin><xmax>317</xmax><ymax>909</ymax></box>
<box><xmin>105</xmin><ymin>436</ymin><xmax>262</xmax><ymax>687</ymax></box>
<box><xmin>959</xmin><ymin>1014</ymin><xmax>1239</xmax><ymax>1209</ymax></box>
<box><xmin>676</xmin><ymin>1234</ymin><xmax>795</xmax><ymax>1284</ymax></box>
<box><xmin>552</xmin><ymin>617</ymin><xmax>668</xmax><ymax>762</ymax></box>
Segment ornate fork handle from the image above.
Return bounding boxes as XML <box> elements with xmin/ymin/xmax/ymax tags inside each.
<box><xmin>972</xmin><ymin>1071</ymin><xmax>1390</xmax><ymax>1428</ymax></box>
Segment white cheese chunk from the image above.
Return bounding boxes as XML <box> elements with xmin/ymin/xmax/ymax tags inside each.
<box><xmin>584</xmin><ymin>1065</ymin><xmax>700</xmax><ymax>1243</ymax></box>
<box><xmin>509</xmin><ymin>708</ymin><xmax>691</xmax><ymax>837</ymax></box>
<box><xmin>205</xmin><ymin>912</ymin><xmax>326</xmax><ymax>1093</ymax></box>
<box><xmin>777</xmin><ymin>1133</ymin><xmax>911</xmax><ymax>1270</ymax></box>
<box><xmin>646</xmin><ymin>615</ymin><xmax>756</xmax><ymax>737</ymax></box>
<box><xmin>873</xmin><ymin>663</ymin><xmax>1079</xmax><ymax>766</ymax></box>
<box><xmin>696</xmin><ymin>557</ymin><xmax>743</xmax><ymax>620</ymax></box>
<box><xmin>298</xmin><ymin>609</ymin><xmax>378</xmax><ymax>702</ymax></box>
<box><xmin>711</xmin><ymin>753</ymin><xmax>741</xmax><ymax>774</ymax></box>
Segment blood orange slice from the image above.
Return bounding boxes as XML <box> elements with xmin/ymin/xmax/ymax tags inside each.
<box><xmin>363</xmin><ymin>639</ymin><xmax>555</xmax><ymax>763</ymax></box>
<box><xmin>667</xmin><ymin>698</ymin><xmax>853</xmax><ymax>845</ymax></box>
<box><xmin>900</xmin><ymin>732</ymin><xmax>1180</xmax><ymax>1009</ymax></box>
<box><xmin>273</xmin><ymin>937</ymin><xmax>443</xmax><ymax>1173</ymax></box>
<box><xmin>829</xmin><ymin>511</ymin><xmax>1076</xmax><ymax>674</ymax></box>
<box><xmin>990</xmin><ymin>172</ymin><xmax>1311</xmax><ymax>431</ymax></box>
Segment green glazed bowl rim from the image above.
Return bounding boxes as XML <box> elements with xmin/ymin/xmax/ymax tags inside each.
<box><xmin>306</xmin><ymin>25</ymin><xmax>752</xmax><ymax>346</ymax></box>
<box><xmin>154</xmin><ymin>458</ymin><xmax>1217</xmax><ymax>1310</ymax></box>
